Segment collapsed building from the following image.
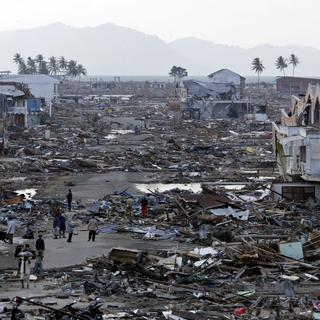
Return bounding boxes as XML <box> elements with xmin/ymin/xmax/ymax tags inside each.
<box><xmin>178</xmin><ymin>68</ymin><xmax>268</xmax><ymax>121</ymax></box>
<box><xmin>0</xmin><ymin>74</ymin><xmax>60</xmax><ymax>116</ymax></box>
<box><xmin>273</xmin><ymin>83</ymin><xmax>320</xmax><ymax>201</ymax></box>
<box><xmin>0</xmin><ymin>82</ymin><xmax>42</xmax><ymax>129</ymax></box>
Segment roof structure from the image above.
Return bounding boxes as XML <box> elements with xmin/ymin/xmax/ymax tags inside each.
<box><xmin>207</xmin><ymin>68</ymin><xmax>245</xmax><ymax>80</ymax></box>
<box><xmin>0</xmin><ymin>85</ymin><xmax>25</xmax><ymax>97</ymax></box>
<box><xmin>0</xmin><ymin>74</ymin><xmax>60</xmax><ymax>84</ymax></box>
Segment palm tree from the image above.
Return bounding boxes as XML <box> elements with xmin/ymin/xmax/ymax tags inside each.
<box><xmin>76</xmin><ymin>64</ymin><xmax>87</xmax><ymax>80</ymax></box>
<box><xmin>35</xmin><ymin>54</ymin><xmax>45</xmax><ymax>74</ymax></box>
<box><xmin>289</xmin><ymin>54</ymin><xmax>300</xmax><ymax>95</ymax></box>
<box><xmin>275</xmin><ymin>56</ymin><xmax>288</xmax><ymax>76</ymax></box>
<box><xmin>38</xmin><ymin>60</ymin><xmax>49</xmax><ymax>74</ymax></box>
<box><xmin>13</xmin><ymin>54</ymin><xmax>28</xmax><ymax>74</ymax></box>
<box><xmin>13</xmin><ymin>53</ymin><xmax>23</xmax><ymax>65</ymax></box>
<box><xmin>251</xmin><ymin>57</ymin><xmax>265</xmax><ymax>89</ymax></box>
<box><xmin>66</xmin><ymin>60</ymin><xmax>78</xmax><ymax>78</ymax></box>
<box><xmin>35</xmin><ymin>54</ymin><xmax>44</xmax><ymax>63</ymax></box>
<box><xmin>18</xmin><ymin>61</ymin><xmax>28</xmax><ymax>74</ymax></box>
<box><xmin>26</xmin><ymin>57</ymin><xmax>37</xmax><ymax>74</ymax></box>
<box><xmin>48</xmin><ymin>56</ymin><xmax>60</xmax><ymax>75</ymax></box>
<box><xmin>58</xmin><ymin>56</ymin><xmax>68</xmax><ymax>74</ymax></box>
<box><xmin>289</xmin><ymin>54</ymin><xmax>299</xmax><ymax>77</ymax></box>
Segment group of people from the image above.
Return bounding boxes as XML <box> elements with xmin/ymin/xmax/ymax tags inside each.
<box><xmin>53</xmin><ymin>214</ymin><xmax>75</xmax><ymax>242</ymax></box>
<box><xmin>125</xmin><ymin>195</ymin><xmax>150</xmax><ymax>218</ymax></box>
<box><xmin>14</xmin><ymin>234</ymin><xmax>45</xmax><ymax>289</ymax></box>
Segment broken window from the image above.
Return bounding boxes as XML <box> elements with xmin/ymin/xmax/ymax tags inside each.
<box><xmin>282</xmin><ymin>186</ymin><xmax>315</xmax><ymax>201</ymax></box>
<box><xmin>300</xmin><ymin>146</ymin><xmax>306</xmax><ymax>162</ymax></box>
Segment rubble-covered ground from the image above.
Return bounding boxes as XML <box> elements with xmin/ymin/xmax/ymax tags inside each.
<box><xmin>1</xmin><ymin>89</ymin><xmax>320</xmax><ymax>319</ymax></box>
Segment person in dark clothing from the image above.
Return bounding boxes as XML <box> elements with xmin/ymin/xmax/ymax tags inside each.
<box><xmin>140</xmin><ymin>196</ymin><xmax>149</xmax><ymax>218</ymax></box>
<box><xmin>14</xmin><ymin>244</ymin><xmax>24</xmax><ymax>275</ymax></box>
<box><xmin>66</xmin><ymin>220</ymin><xmax>74</xmax><ymax>243</ymax></box>
<box><xmin>35</xmin><ymin>235</ymin><xmax>45</xmax><ymax>275</ymax></box>
<box><xmin>66</xmin><ymin>189</ymin><xmax>72</xmax><ymax>211</ymax></box>
<box><xmin>59</xmin><ymin>215</ymin><xmax>66</xmax><ymax>238</ymax></box>
<box><xmin>35</xmin><ymin>234</ymin><xmax>45</xmax><ymax>251</ymax></box>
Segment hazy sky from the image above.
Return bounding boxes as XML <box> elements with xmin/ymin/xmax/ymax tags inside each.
<box><xmin>1</xmin><ymin>0</ymin><xmax>317</xmax><ymax>48</ymax></box>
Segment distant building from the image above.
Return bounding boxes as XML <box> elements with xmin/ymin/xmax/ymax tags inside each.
<box><xmin>177</xmin><ymin>69</ymin><xmax>257</xmax><ymax>120</ymax></box>
<box><xmin>182</xmin><ymin>80</ymin><xmax>238</xmax><ymax>100</ymax></box>
<box><xmin>276</xmin><ymin>76</ymin><xmax>320</xmax><ymax>96</ymax></box>
<box><xmin>207</xmin><ymin>69</ymin><xmax>246</xmax><ymax>99</ymax></box>
<box><xmin>0</xmin><ymin>75</ymin><xmax>60</xmax><ymax>116</ymax></box>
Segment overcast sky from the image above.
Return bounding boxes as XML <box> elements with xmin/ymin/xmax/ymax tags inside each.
<box><xmin>1</xmin><ymin>0</ymin><xmax>317</xmax><ymax>48</ymax></box>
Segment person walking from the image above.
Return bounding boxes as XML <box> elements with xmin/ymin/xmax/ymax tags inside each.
<box><xmin>66</xmin><ymin>220</ymin><xmax>74</xmax><ymax>243</ymax></box>
<box><xmin>35</xmin><ymin>234</ymin><xmax>45</xmax><ymax>275</ymax></box>
<box><xmin>59</xmin><ymin>215</ymin><xmax>66</xmax><ymax>238</ymax></box>
<box><xmin>66</xmin><ymin>189</ymin><xmax>73</xmax><ymax>211</ymax></box>
<box><xmin>140</xmin><ymin>196</ymin><xmax>149</xmax><ymax>218</ymax></box>
<box><xmin>88</xmin><ymin>217</ymin><xmax>98</xmax><ymax>242</ymax></box>
<box><xmin>19</xmin><ymin>245</ymin><xmax>33</xmax><ymax>289</ymax></box>
<box><xmin>6</xmin><ymin>217</ymin><xmax>17</xmax><ymax>244</ymax></box>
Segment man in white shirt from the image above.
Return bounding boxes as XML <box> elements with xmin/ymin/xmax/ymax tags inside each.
<box><xmin>6</xmin><ymin>217</ymin><xmax>17</xmax><ymax>244</ymax></box>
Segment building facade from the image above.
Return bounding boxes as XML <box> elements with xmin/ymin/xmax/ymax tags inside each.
<box><xmin>273</xmin><ymin>83</ymin><xmax>320</xmax><ymax>182</ymax></box>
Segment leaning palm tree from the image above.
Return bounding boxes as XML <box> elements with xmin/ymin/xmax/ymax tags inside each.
<box><xmin>251</xmin><ymin>57</ymin><xmax>265</xmax><ymax>89</ymax></box>
<box><xmin>275</xmin><ymin>56</ymin><xmax>288</xmax><ymax>76</ymax></box>
<box><xmin>13</xmin><ymin>54</ymin><xmax>27</xmax><ymax>74</ymax></box>
<box><xmin>48</xmin><ymin>56</ymin><xmax>60</xmax><ymax>75</ymax></box>
<box><xmin>26</xmin><ymin>57</ymin><xmax>37</xmax><ymax>74</ymax></box>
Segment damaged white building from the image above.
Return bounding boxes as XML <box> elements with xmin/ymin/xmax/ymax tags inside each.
<box><xmin>273</xmin><ymin>83</ymin><xmax>320</xmax><ymax>201</ymax></box>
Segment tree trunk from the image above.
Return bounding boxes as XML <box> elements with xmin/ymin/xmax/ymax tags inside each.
<box><xmin>290</xmin><ymin>67</ymin><xmax>295</xmax><ymax>96</ymax></box>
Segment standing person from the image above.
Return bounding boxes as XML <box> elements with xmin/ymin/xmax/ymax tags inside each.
<box><xmin>125</xmin><ymin>197</ymin><xmax>134</xmax><ymax>216</ymax></box>
<box><xmin>66</xmin><ymin>189</ymin><xmax>73</xmax><ymax>211</ymax></box>
<box><xmin>14</xmin><ymin>244</ymin><xmax>24</xmax><ymax>275</ymax></box>
<box><xmin>6</xmin><ymin>217</ymin><xmax>17</xmax><ymax>244</ymax></box>
<box><xmin>66</xmin><ymin>220</ymin><xmax>74</xmax><ymax>243</ymax></box>
<box><xmin>88</xmin><ymin>217</ymin><xmax>98</xmax><ymax>242</ymax></box>
<box><xmin>140</xmin><ymin>196</ymin><xmax>149</xmax><ymax>218</ymax></box>
<box><xmin>19</xmin><ymin>245</ymin><xmax>33</xmax><ymax>289</ymax></box>
<box><xmin>59</xmin><ymin>215</ymin><xmax>66</xmax><ymax>238</ymax></box>
<box><xmin>35</xmin><ymin>235</ymin><xmax>45</xmax><ymax>275</ymax></box>
<box><xmin>53</xmin><ymin>216</ymin><xmax>59</xmax><ymax>239</ymax></box>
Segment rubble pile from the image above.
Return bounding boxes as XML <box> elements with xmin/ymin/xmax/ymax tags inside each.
<box><xmin>2</xmin><ymin>94</ymin><xmax>320</xmax><ymax>319</ymax></box>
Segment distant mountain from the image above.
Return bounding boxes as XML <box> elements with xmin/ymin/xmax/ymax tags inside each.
<box><xmin>170</xmin><ymin>37</ymin><xmax>320</xmax><ymax>77</ymax></box>
<box><xmin>0</xmin><ymin>23</ymin><xmax>188</xmax><ymax>75</ymax></box>
<box><xmin>0</xmin><ymin>23</ymin><xmax>320</xmax><ymax>76</ymax></box>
